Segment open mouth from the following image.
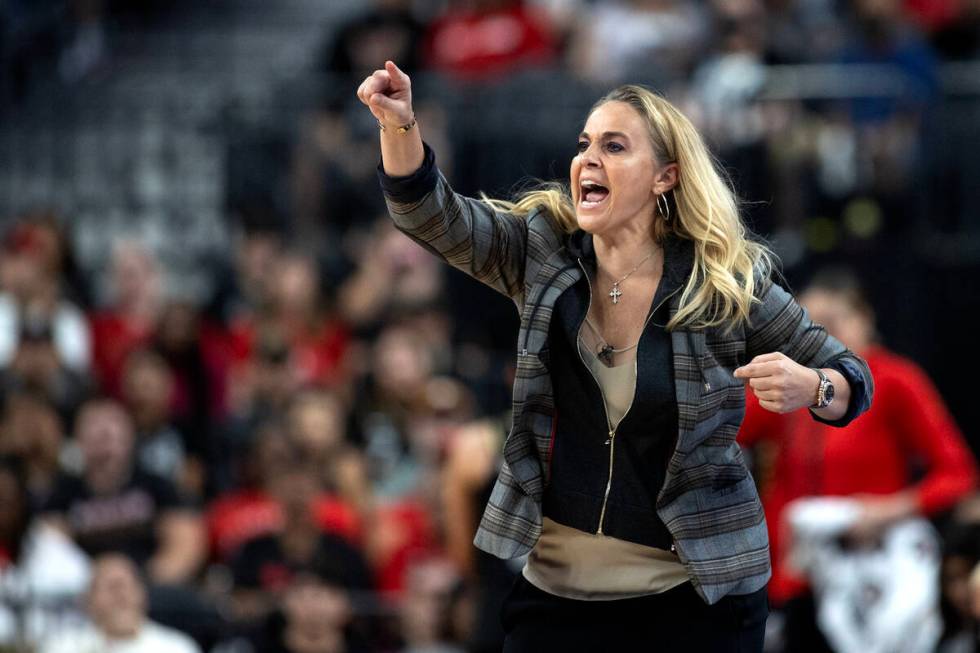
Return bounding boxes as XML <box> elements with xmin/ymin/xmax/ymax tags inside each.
<box><xmin>580</xmin><ymin>180</ymin><xmax>610</xmax><ymax>208</ymax></box>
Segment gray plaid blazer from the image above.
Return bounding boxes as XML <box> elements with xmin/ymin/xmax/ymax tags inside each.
<box><xmin>379</xmin><ymin>145</ymin><xmax>874</xmax><ymax>605</ymax></box>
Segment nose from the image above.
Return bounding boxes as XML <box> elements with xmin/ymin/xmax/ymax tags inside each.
<box><xmin>580</xmin><ymin>143</ymin><xmax>601</xmax><ymax>168</ymax></box>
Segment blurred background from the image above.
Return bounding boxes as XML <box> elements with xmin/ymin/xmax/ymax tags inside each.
<box><xmin>1</xmin><ymin>0</ymin><xmax>980</xmax><ymax>651</ymax></box>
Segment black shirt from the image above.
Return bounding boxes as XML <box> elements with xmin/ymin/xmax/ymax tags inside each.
<box><xmin>43</xmin><ymin>467</ymin><xmax>189</xmax><ymax>566</ymax></box>
<box><xmin>230</xmin><ymin>531</ymin><xmax>373</xmax><ymax>593</ymax></box>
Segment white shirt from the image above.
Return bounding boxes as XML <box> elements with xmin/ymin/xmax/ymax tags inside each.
<box><xmin>41</xmin><ymin>621</ymin><xmax>201</xmax><ymax>653</ymax></box>
<box><xmin>0</xmin><ymin>522</ymin><xmax>91</xmax><ymax>645</ymax></box>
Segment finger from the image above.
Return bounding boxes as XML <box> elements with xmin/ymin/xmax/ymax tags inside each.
<box><xmin>370</xmin><ymin>92</ymin><xmax>404</xmax><ymax>115</ymax></box>
<box><xmin>359</xmin><ymin>76</ymin><xmax>387</xmax><ymax>102</ymax></box>
<box><xmin>357</xmin><ymin>80</ymin><xmax>371</xmax><ymax>105</ymax></box>
<box><xmin>733</xmin><ymin>361</ymin><xmax>778</xmax><ymax>379</ymax></box>
<box><xmin>758</xmin><ymin>398</ymin><xmax>784</xmax><ymax>414</ymax></box>
<box><xmin>748</xmin><ymin>377</ymin><xmax>776</xmax><ymax>391</ymax></box>
<box><xmin>386</xmin><ymin>60</ymin><xmax>410</xmax><ymax>86</ymax></box>
<box><xmin>748</xmin><ymin>352</ymin><xmax>784</xmax><ymax>364</ymax></box>
<box><xmin>753</xmin><ymin>388</ymin><xmax>783</xmax><ymax>402</ymax></box>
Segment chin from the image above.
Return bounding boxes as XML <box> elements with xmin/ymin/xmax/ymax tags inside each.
<box><xmin>574</xmin><ymin>210</ymin><xmax>608</xmax><ymax>234</ymax></box>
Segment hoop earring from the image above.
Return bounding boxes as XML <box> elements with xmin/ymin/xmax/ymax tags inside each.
<box><xmin>657</xmin><ymin>191</ymin><xmax>671</xmax><ymax>222</ymax></box>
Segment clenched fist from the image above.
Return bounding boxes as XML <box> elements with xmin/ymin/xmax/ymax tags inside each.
<box><xmin>734</xmin><ymin>352</ymin><xmax>821</xmax><ymax>414</ymax></box>
<box><xmin>356</xmin><ymin>60</ymin><xmax>414</xmax><ymax>129</ymax></box>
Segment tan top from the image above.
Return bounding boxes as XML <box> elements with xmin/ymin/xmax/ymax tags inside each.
<box><xmin>521</xmin><ymin>329</ymin><xmax>689</xmax><ymax>600</ymax></box>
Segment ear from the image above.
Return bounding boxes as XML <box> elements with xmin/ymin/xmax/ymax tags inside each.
<box><xmin>652</xmin><ymin>162</ymin><xmax>679</xmax><ymax>195</ymax></box>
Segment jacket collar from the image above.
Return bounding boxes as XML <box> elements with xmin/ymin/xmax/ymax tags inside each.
<box><xmin>565</xmin><ymin>229</ymin><xmax>695</xmax><ymax>292</ymax></box>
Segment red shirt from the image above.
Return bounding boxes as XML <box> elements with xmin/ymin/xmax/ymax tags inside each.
<box><xmin>89</xmin><ymin>311</ymin><xmax>153</xmax><ymax>396</ymax></box>
<box><xmin>227</xmin><ymin>316</ymin><xmax>350</xmax><ymax>389</ymax></box>
<box><xmin>423</xmin><ymin>3</ymin><xmax>557</xmax><ymax>80</ymax></box>
<box><xmin>738</xmin><ymin>344</ymin><xmax>977</xmax><ymax>604</ymax></box>
<box><xmin>206</xmin><ymin>489</ymin><xmax>361</xmax><ymax>562</ymax></box>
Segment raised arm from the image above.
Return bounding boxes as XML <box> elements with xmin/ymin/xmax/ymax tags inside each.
<box><xmin>734</xmin><ymin>275</ymin><xmax>874</xmax><ymax>426</ymax></box>
<box><xmin>357</xmin><ymin>60</ymin><xmax>424</xmax><ymax>177</ymax></box>
<box><xmin>357</xmin><ymin>61</ymin><xmax>530</xmax><ymax>304</ymax></box>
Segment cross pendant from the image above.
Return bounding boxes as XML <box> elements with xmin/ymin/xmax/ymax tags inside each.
<box><xmin>609</xmin><ymin>284</ymin><xmax>623</xmax><ymax>304</ymax></box>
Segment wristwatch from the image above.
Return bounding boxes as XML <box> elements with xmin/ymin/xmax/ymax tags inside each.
<box><xmin>811</xmin><ymin>368</ymin><xmax>835</xmax><ymax>409</ymax></box>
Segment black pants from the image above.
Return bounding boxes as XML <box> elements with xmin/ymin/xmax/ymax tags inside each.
<box><xmin>501</xmin><ymin>574</ymin><xmax>768</xmax><ymax>652</ymax></box>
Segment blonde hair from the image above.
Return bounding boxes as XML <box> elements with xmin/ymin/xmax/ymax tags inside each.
<box><xmin>483</xmin><ymin>85</ymin><xmax>775</xmax><ymax>333</ymax></box>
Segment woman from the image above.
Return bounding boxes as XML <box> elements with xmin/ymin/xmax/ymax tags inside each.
<box><xmin>739</xmin><ymin>267</ymin><xmax>977</xmax><ymax>652</ymax></box>
<box><xmin>357</xmin><ymin>61</ymin><xmax>874</xmax><ymax>651</ymax></box>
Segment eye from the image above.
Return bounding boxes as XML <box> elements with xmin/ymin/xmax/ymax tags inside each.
<box><xmin>605</xmin><ymin>141</ymin><xmax>624</xmax><ymax>153</ymax></box>
<box><xmin>576</xmin><ymin>140</ymin><xmax>589</xmax><ymax>153</ymax></box>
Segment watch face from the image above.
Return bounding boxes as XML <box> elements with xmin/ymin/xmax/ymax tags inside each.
<box><xmin>824</xmin><ymin>381</ymin><xmax>835</xmax><ymax>403</ymax></box>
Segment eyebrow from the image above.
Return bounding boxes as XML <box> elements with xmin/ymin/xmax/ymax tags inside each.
<box><xmin>578</xmin><ymin>131</ymin><xmax>631</xmax><ymax>142</ymax></box>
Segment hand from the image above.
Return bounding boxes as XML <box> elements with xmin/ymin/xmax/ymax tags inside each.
<box><xmin>356</xmin><ymin>60</ymin><xmax>414</xmax><ymax>128</ymax></box>
<box><xmin>734</xmin><ymin>352</ymin><xmax>819</xmax><ymax>414</ymax></box>
<box><xmin>846</xmin><ymin>493</ymin><xmax>918</xmax><ymax>544</ymax></box>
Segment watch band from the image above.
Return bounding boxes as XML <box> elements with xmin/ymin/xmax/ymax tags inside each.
<box><xmin>812</xmin><ymin>368</ymin><xmax>831</xmax><ymax>408</ymax></box>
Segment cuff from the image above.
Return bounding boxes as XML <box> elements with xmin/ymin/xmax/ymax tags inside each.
<box><xmin>377</xmin><ymin>141</ymin><xmax>438</xmax><ymax>204</ymax></box>
<box><xmin>808</xmin><ymin>355</ymin><xmax>871</xmax><ymax>427</ymax></box>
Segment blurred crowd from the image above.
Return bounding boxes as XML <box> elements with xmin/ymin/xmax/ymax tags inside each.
<box><xmin>1</xmin><ymin>0</ymin><xmax>980</xmax><ymax>652</ymax></box>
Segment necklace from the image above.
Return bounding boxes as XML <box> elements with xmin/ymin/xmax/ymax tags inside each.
<box><xmin>583</xmin><ymin>315</ymin><xmax>638</xmax><ymax>366</ymax></box>
<box><xmin>602</xmin><ymin>251</ymin><xmax>654</xmax><ymax>305</ymax></box>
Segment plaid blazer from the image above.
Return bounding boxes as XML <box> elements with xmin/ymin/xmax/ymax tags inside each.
<box><xmin>379</xmin><ymin>144</ymin><xmax>874</xmax><ymax>605</ymax></box>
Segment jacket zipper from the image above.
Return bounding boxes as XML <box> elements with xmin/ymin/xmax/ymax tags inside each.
<box><xmin>576</xmin><ymin>258</ymin><xmax>681</xmax><ymax>535</ymax></box>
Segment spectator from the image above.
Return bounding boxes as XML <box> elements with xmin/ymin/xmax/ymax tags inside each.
<box><xmin>58</xmin><ymin>0</ymin><xmax>108</xmax><ymax>82</ymax></box>
<box><xmin>222</xmin><ymin>328</ymin><xmax>301</xmax><ymax>479</ymax></box>
<box><xmin>937</xmin><ymin>515</ymin><xmax>980</xmax><ymax>653</ymax></box>
<box><xmin>121</xmin><ymin>348</ymin><xmax>203</xmax><ymax>498</ymax></box>
<box><xmin>319</xmin><ymin>0</ymin><xmax>425</xmax><ymax>97</ymax></box>
<box><xmin>40</xmin><ymin>553</ymin><xmax>200</xmax><ymax>653</ymax></box>
<box><xmin>153</xmin><ymin>300</ymin><xmax>229</xmax><ymax>472</ymax></box>
<box><xmin>41</xmin><ymin>398</ymin><xmax>206</xmax><ymax>586</ymax></box>
<box><xmin>207</xmin><ymin>421</ymin><xmax>361</xmax><ymax>564</ymax></box>
<box><xmin>422</xmin><ymin>0</ymin><xmax>558</xmax><ymax>80</ymax></box>
<box><xmin>211</xmin><ymin>223</ymin><xmax>283</xmax><ymax>327</ymax></box>
<box><xmin>228</xmin><ymin>252</ymin><xmax>350</xmax><ymax>391</ymax></box>
<box><xmin>286</xmin><ymin>389</ymin><xmax>370</xmax><ymax>514</ymax></box>
<box><xmin>229</xmin><ymin>453</ymin><xmax>373</xmax><ymax>622</ymax></box>
<box><xmin>932</xmin><ymin>0</ymin><xmax>980</xmax><ymax>60</ymax></box>
<box><xmin>0</xmin><ymin>455</ymin><xmax>91</xmax><ymax>647</ymax></box>
<box><xmin>337</xmin><ymin>218</ymin><xmax>444</xmax><ymax>333</ymax></box>
<box><xmin>441</xmin><ymin>420</ymin><xmax>515</xmax><ymax>653</ymax></box>
<box><xmin>227</xmin><ymin>574</ymin><xmax>370</xmax><ymax>653</ymax></box>
<box><xmin>0</xmin><ymin>392</ymin><xmax>65</xmax><ymax>509</ymax></box>
<box><xmin>90</xmin><ymin>242</ymin><xmax>164</xmax><ymax>397</ymax></box>
<box><xmin>397</xmin><ymin>557</ymin><xmax>466</xmax><ymax>653</ymax></box>
<box><xmin>0</xmin><ymin>217</ymin><xmax>92</xmax><ymax>377</ymax></box>
<box><xmin>0</xmin><ymin>315</ymin><xmax>90</xmax><ymax>419</ymax></box>
<box><xmin>838</xmin><ymin>0</ymin><xmax>940</xmax><ymax>125</ymax></box>
<box><xmin>738</xmin><ymin>266</ymin><xmax>977</xmax><ymax>652</ymax></box>
<box><xmin>566</xmin><ymin>0</ymin><xmax>710</xmax><ymax>84</ymax></box>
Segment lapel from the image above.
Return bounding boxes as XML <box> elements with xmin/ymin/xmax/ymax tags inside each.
<box><xmin>520</xmin><ymin>247</ymin><xmax>582</xmax><ymax>357</ymax></box>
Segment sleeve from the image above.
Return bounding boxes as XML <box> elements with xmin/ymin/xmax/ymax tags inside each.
<box><xmin>745</xmin><ymin>274</ymin><xmax>874</xmax><ymax>428</ymax></box>
<box><xmin>888</xmin><ymin>359</ymin><xmax>978</xmax><ymax>514</ymax></box>
<box><xmin>377</xmin><ymin>141</ymin><xmax>530</xmax><ymax>304</ymax></box>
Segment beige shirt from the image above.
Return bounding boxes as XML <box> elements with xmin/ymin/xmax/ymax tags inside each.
<box><xmin>521</xmin><ymin>329</ymin><xmax>689</xmax><ymax>600</ymax></box>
